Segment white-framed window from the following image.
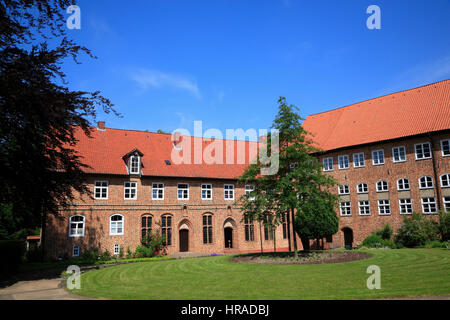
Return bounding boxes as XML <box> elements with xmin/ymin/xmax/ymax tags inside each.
<box><xmin>94</xmin><ymin>181</ymin><xmax>108</xmax><ymax>199</ymax></box>
<box><xmin>177</xmin><ymin>183</ymin><xmax>189</xmax><ymax>200</ymax></box>
<box><xmin>114</xmin><ymin>244</ymin><xmax>120</xmax><ymax>255</ymax></box>
<box><xmin>129</xmin><ymin>155</ymin><xmax>140</xmax><ymax>174</ymax></box>
<box><xmin>440</xmin><ymin>173</ymin><xmax>450</xmax><ymax>188</ymax></box>
<box><xmin>415</xmin><ymin>142</ymin><xmax>432</xmax><ymax>160</ymax></box>
<box><xmin>397</xmin><ymin>178</ymin><xmax>410</xmax><ymax>191</ymax></box>
<box><xmin>72</xmin><ymin>245</ymin><xmax>80</xmax><ymax>257</ymax></box>
<box><xmin>201</xmin><ymin>184</ymin><xmax>213</xmax><ymax>200</ymax></box>
<box><xmin>399</xmin><ymin>198</ymin><xmax>413</xmax><ymax>214</ymax></box>
<box><xmin>376</xmin><ymin>180</ymin><xmax>388</xmax><ymax>192</ymax></box>
<box><xmin>245</xmin><ymin>185</ymin><xmax>255</xmax><ymax>200</ymax></box>
<box><xmin>69</xmin><ymin>215</ymin><xmax>85</xmax><ymax>237</ymax></box>
<box><xmin>372</xmin><ymin>149</ymin><xmax>385</xmax><ymax>165</ymax></box>
<box><xmin>323</xmin><ymin>157</ymin><xmax>333</xmax><ymax>171</ymax></box>
<box><xmin>224</xmin><ymin>184</ymin><xmax>235</xmax><ymax>200</ymax></box>
<box><xmin>441</xmin><ymin>139</ymin><xmax>450</xmax><ymax>157</ymax></box>
<box><xmin>338</xmin><ymin>184</ymin><xmax>350</xmax><ymax>195</ymax></box>
<box><xmin>419</xmin><ymin>176</ymin><xmax>433</xmax><ymax>189</ymax></box>
<box><xmin>421</xmin><ymin>197</ymin><xmax>436</xmax><ymax>214</ymax></box>
<box><xmin>358</xmin><ymin>201</ymin><xmax>370</xmax><ymax>216</ymax></box>
<box><xmin>378</xmin><ymin>200</ymin><xmax>391</xmax><ymax>215</ymax></box>
<box><xmin>357</xmin><ymin>183</ymin><xmax>368</xmax><ymax>194</ymax></box>
<box><xmin>339</xmin><ymin>202</ymin><xmax>351</xmax><ymax>216</ymax></box>
<box><xmin>338</xmin><ymin>155</ymin><xmax>349</xmax><ymax>169</ymax></box>
<box><xmin>152</xmin><ymin>183</ymin><xmax>164</xmax><ymax>200</ymax></box>
<box><xmin>124</xmin><ymin>181</ymin><xmax>137</xmax><ymax>200</ymax></box>
<box><xmin>392</xmin><ymin>146</ymin><xmax>406</xmax><ymax>162</ymax></box>
<box><xmin>110</xmin><ymin>214</ymin><xmax>124</xmax><ymax>235</ymax></box>
<box><xmin>444</xmin><ymin>196</ymin><xmax>450</xmax><ymax>213</ymax></box>
<box><xmin>353</xmin><ymin>152</ymin><xmax>365</xmax><ymax>168</ymax></box>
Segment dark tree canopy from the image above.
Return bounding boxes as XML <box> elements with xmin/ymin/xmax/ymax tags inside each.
<box><xmin>0</xmin><ymin>0</ymin><xmax>119</xmax><ymax>240</ymax></box>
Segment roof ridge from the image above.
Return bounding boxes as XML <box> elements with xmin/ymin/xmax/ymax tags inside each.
<box><xmin>306</xmin><ymin>79</ymin><xmax>450</xmax><ymax>118</ymax></box>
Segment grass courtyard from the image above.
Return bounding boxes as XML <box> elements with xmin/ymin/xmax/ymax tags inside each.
<box><xmin>70</xmin><ymin>248</ymin><xmax>450</xmax><ymax>300</ymax></box>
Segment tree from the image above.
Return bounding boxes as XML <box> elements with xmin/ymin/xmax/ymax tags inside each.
<box><xmin>237</xmin><ymin>97</ymin><xmax>337</xmax><ymax>258</ymax></box>
<box><xmin>0</xmin><ymin>1</ymin><xmax>118</xmax><ymax>251</ymax></box>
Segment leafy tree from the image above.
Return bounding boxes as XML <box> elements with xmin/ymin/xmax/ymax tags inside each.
<box><xmin>437</xmin><ymin>210</ymin><xmax>450</xmax><ymax>241</ymax></box>
<box><xmin>0</xmin><ymin>0</ymin><xmax>118</xmax><ymax>254</ymax></box>
<box><xmin>394</xmin><ymin>213</ymin><xmax>439</xmax><ymax>247</ymax></box>
<box><xmin>237</xmin><ymin>97</ymin><xmax>337</xmax><ymax>258</ymax></box>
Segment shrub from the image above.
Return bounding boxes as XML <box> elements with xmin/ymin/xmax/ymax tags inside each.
<box><xmin>0</xmin><ymin>240</ymin><xmax>26</xmax><ymax>276</ymax></box>
<box><xmin>362</xmin><ymin>234</ymin><xmax>397</xmax><ymax>249</ymax></box>
<box><xmin>438</xmin><ymin>210</ymin><xmax>450</xmax><ymax>241</ymax></box>
<box><xmin>135</xmin><ymin>245</ymin><xmax>153</xmax><ymax>258</ymax></box>
<box><xmin>424</xmin><ymin>240</ymin><xmax>446</xmax><ymax>248</ymax></box>
<box><xmin>394</xmin><ymin>213</ymin><xmax>439</xmax><ymax>247</ymax></box>
<box><xmin>141</xmin><ymin>231</ymin><xmax>166</xmax><ymax>256</ymax></box>
<box><xmin>79</xmin><ymin>248</ymin><xmax>100</xmax><ymax>264</ymax></box>
<box><xmin>126</xmin><ymin>246</ymin><xmax>133</xmax><ymax>259</ymax></box>
<box><xmin>99</xmin><ymin>249</ymin><xmax>111</xmax><ymax>261</ymax></box>
<box><xmin>375</xmin><ymin>224</ymin><xmax>393</xmax><ymax>240</ymax></box>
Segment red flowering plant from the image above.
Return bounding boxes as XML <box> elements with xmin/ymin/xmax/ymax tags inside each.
<box><xmin>141</xmin><ymin>230</ymin><xmax>167</xmax><ymax>257</ymax></box>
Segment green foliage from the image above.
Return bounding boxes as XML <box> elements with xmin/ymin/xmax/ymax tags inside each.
<box><xmin>394</xmin><ymin>213</ymin><xmax>439</xmax><ymax>247</ymax></box>
<box><xmin>424</xmin><ymin>240</ymin><xmax>447</xmax><ymax>248</ymax></box>
<box><xmin>25</xmin><ymin>245</ymin><xmax>43</xmax><ymax>263</ymax></box>
<box><xmin>135</xmin><ymin>245</ymin><xmax>154</xmax><ymax>258</ymax></box>
<box><xmin>126</xmin><ymin>246</ymin><xmax>133</xmax><ymax>259</ymax></box>
<box><xmin>374</xmin><ymin>224</ymin><xmax>393</xmax><ymax>240</ymax></box>
<box><xmin>141</xmin><ymin>230</ymin><xmax>166</xmax><ymax>256</ymax></box>
<box><xmin>362</xmin><ymin>235</ymin><xmax>397</xmax><ymax>249</ymax></box>
<box><xmin>0</xmin><ymin>240</ymin><xmax>26</xmax><ymax>276</ymax></box>
<box><xmin>437</xmin><ymin>210</ymin><xmax>450</xmax><ymax>241</ymax></box>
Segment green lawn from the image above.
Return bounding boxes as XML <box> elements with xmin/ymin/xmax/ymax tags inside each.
<box><xmin>70</xmin><ymin>249</ymin><xmax>450</xmax><ymax>300</ymax></box>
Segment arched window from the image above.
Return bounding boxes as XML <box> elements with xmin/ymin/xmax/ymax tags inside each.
<box><xmin>110</xmin><ymin>214</ymin><xmax>124</xmax><ymax>235</ymax></box>
<box><xmin>440</xmin><ymin>173</ymin><xmax>450</xmax><ymax>188</ymax></box>
<box><xmin>282</xmin><ymin>213</ymin><xmax>288</xmax><ymax>239</ymax></box>
<box><xmin>397</xmin><ymin>178</ymin><xmax>410</xmax><ymax>191</ymax></box>
<box><xmin>263</xmin><ymin>215</ymin><xmax>274</xmax><ymax>241</ymax></box>
<box><xmin>203</xmin><ymin>214</ymin><xmax>213</xmax><ymax>244</ymax></box>
<box><xmin>376</xmin><ymin>180</ymin><xmax>388</xmax><ymax>192</ymax></box>
<box><xmin>141</xmin><ymin>215</ymin><xmax>152</xmax><ymax>241</ymax></box>
<box><xmin>69</xmin><ymin>215</ymin><xmax>85</xmax><ymax>237</ymax></box>
<box><xmin>244</xmin><ymin>215</ymin><xmax>255</xmax><ymax>241</ymax></box>
<box><xmin>161</xmin><ymin>215</ymin><xmax>172</xmax><ymax>246</ymax></box>
<box><xmin>419</xmin><ymin>176</ymin><xmax>433</xmax><ymax>189</ymax></box>
<box><xmin>357</xmin><ymin>183</ymin><xmax>368</xmax><ymax>194</ymax></box>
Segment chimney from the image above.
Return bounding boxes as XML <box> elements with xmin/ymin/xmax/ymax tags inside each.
<box><xmin>97</xmin><ymin>121</ymin><xmax>105</xmax><ymax>130</ymax></box>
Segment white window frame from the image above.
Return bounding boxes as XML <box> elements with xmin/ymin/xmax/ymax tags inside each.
<box><xmin>353</xmin><ymin>152</ymin><xmax>365</xmax><ymax>168</ymax></box>
<box><xmin>440</xmin><ymin>174</ymin><xmax>450</xmax><ymax>188</ymax></box>
<box><xmin>338</xmin><ymin>184</ymin><xmax>350</xmax><ymax>195</ymax></box>
<box><xmin>177</xmin><ymin>183</ymin><xmax>189</xmax><ymax>200</ymax></box>
<box><xmin>339</xmin><ymin>202</ymin><xmax>351</xmax><ymax>216</ymax></box>
<box><xmin>69</xmin><ymin>215</ymin><xmax>85</xmax><ymax>237</ymax></box>
<box><xmin>72</xmin><ymin>245</ymin><xmax>80</xmax><ymax>257</ymax></box>
<box><xmin>114</xmin><ymin>244</ymin><xmax>120</xmax><ymax>255</ymax></box>
<box><xmin>323</xmin><ymin>157</ymin><xmax>333</xmax><ymax>171</ymax></box>
<box><xmin>399</xmin><ymin>198</ymin><xmax>413</xmax><ymax>215</ymax></box>
<box><xmin>421</xmin><ymin>197</ymin><xmax>437</xmax><ymax>214</ymax></box>
<box><xmin>94</xmin><ymin>180</ymin><xmax>109</xmax><ymax>200</ymax></box>
<box><xmin>201</xmin><ymin>184</ymin><xmax>213</xmax><ymax>200</ymax></box>
<box><xmin>441</xmin><ymin>139</ymin><xmax>450</xmax><ymax>157</ymax></box>
<box><xmin>110</xmin><ymin>214</ymin><xmax>124</xmax><ymax>235</ymax></box>
<box><xmin>245</xmin><ymin>185</ymin><xmax>255</xmax><ymax>201</ymax></box>
<box><xmin>444</xmin><ymin>196</ymin><xmax>450</xmax><ymax>213</ymax></box>
<box><xmin>338</xmin><ymin>155</ymin><xmax>349</xmax><ymax>170</ymax></box>
<box><xmin>358</xmin><ymin>200</ymin><xmax>371</xmax><ymax>216</ymax></box>
<box><xmin>397</xmin><ymin>178</ymin><xmax>410</xmax><ymax>191</ymax></box>
<box><xmin>414</xmin><ymin>142</ymin><xmax>432</xmax><ymax>160</ymax></box>
<box><xmin>224</xmin><ymin>184</ymin><xmax>235</xmax><ymax>200</ymax></box>
<box><xmin>124</xmin><ymin>181</ymin><xmax>137</xmax><ymax>200</ymax></box>
<box><xmin>129</xmin><ymin>155</ymin><xmax>140</xmax><ymax>174</ymax></box>
<box><xmin>376</xmin><ymin>180</ymin><xmax>389</xmax><ymax>192</ymax></box>
<box><xmin>419</xmin><ymin>176</ymin><xmax>433</xmax><ymax>189</ymax></box>
<box><xmin>372</xmin><ymin>149</ymin><xmax>385</xmax><ymax>165</ymax></box>
<box><xmin>392</xmin><ymin>146</ymin><xmax>406</xmax><ymax>163</ymax></box>
<box><xmin>378</xmin><ymin>200</ymin><xmax>391</xmax><ymax>215</ymax></box>
<box><xmin>152</xmin><ymin>182</ymin><xmax>164</xmax><ymax>200</ymax></box>
<box><xmin>357</xmin><ymin>183</ymin><xmax>369</xmax><ymax>194</ymax></box>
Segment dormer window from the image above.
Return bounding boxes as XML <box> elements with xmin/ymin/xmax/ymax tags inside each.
<box><xmin>129</xmin><ymin>155</ymin><xmax>140</xmax><ymax>174</ymax></box>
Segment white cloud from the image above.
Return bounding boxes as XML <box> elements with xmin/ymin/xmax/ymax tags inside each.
<box><xmin>130</xmin><ymin>69</ymin><xmax>201</xmax><ymax>98</ymax></box>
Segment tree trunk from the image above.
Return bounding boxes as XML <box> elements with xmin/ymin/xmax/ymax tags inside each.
<box><xmin>291</xmin><ymin>207</ymin><xmax>298</xmax><ymax>259</ymax></box>
<box><xmin>286</xmin><ymin>212</ymin><xmax>292</xmax><ymax>252</ymax></box>
<box><xmin>273</xmin><ymin>225</ymin><xmax>276</xmax><ymax>253</ymax></box>
<box><xmin>40</xmin><ymin>201</ymin><xmax>47</xmax><ymax>262</ymax></box>
<box><xmin>259</xmin><ymin>221</ymin><xmax>263</xmax><ymax>254</ymax></box>
<box><xmin>300</xmin><ymin>236</ymin><xmax>310</xmax><ymax>252</ymax></box>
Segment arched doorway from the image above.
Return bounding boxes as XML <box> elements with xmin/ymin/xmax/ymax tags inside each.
<box><xmin>178</xmin><ymin>220</ymin><xmax>191</xmax><ymax>252</ymax></box>
<box><xmin>342</xmin><ymin>227</ymin><xmax>353</xmax><ymax>249</ymax></box>
<box><xmin>223</xmin><ymin>219</ymin><xmax>236</xmax><ymax>249</ymax></box>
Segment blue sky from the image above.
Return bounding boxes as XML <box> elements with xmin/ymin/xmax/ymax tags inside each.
<box><xmin>61</xmin><ymin>0</ymin><xmax>450</xmax><ymax>137</ymax></box>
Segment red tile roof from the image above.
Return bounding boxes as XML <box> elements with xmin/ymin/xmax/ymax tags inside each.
<box><xmin>302</xmin><ymin>80</ymin><xmax>450</xmax><ymax>151</ymax></box>
<box><xmin>72</xmin><ymin>127</ymin><xmax>259</xmax><ymax>179</ymax></box>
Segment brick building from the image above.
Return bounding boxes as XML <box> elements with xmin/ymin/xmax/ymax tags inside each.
<box><xmin>45</xmin><ymin>80</ymin><xmax>450</xmax><ymax>259</ymax></box>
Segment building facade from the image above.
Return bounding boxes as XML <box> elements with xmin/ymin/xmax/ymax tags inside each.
<box><xmin>45</xmin><ymin>80</ymin><xmax>450</xmax><ymax>259</ymax></box>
